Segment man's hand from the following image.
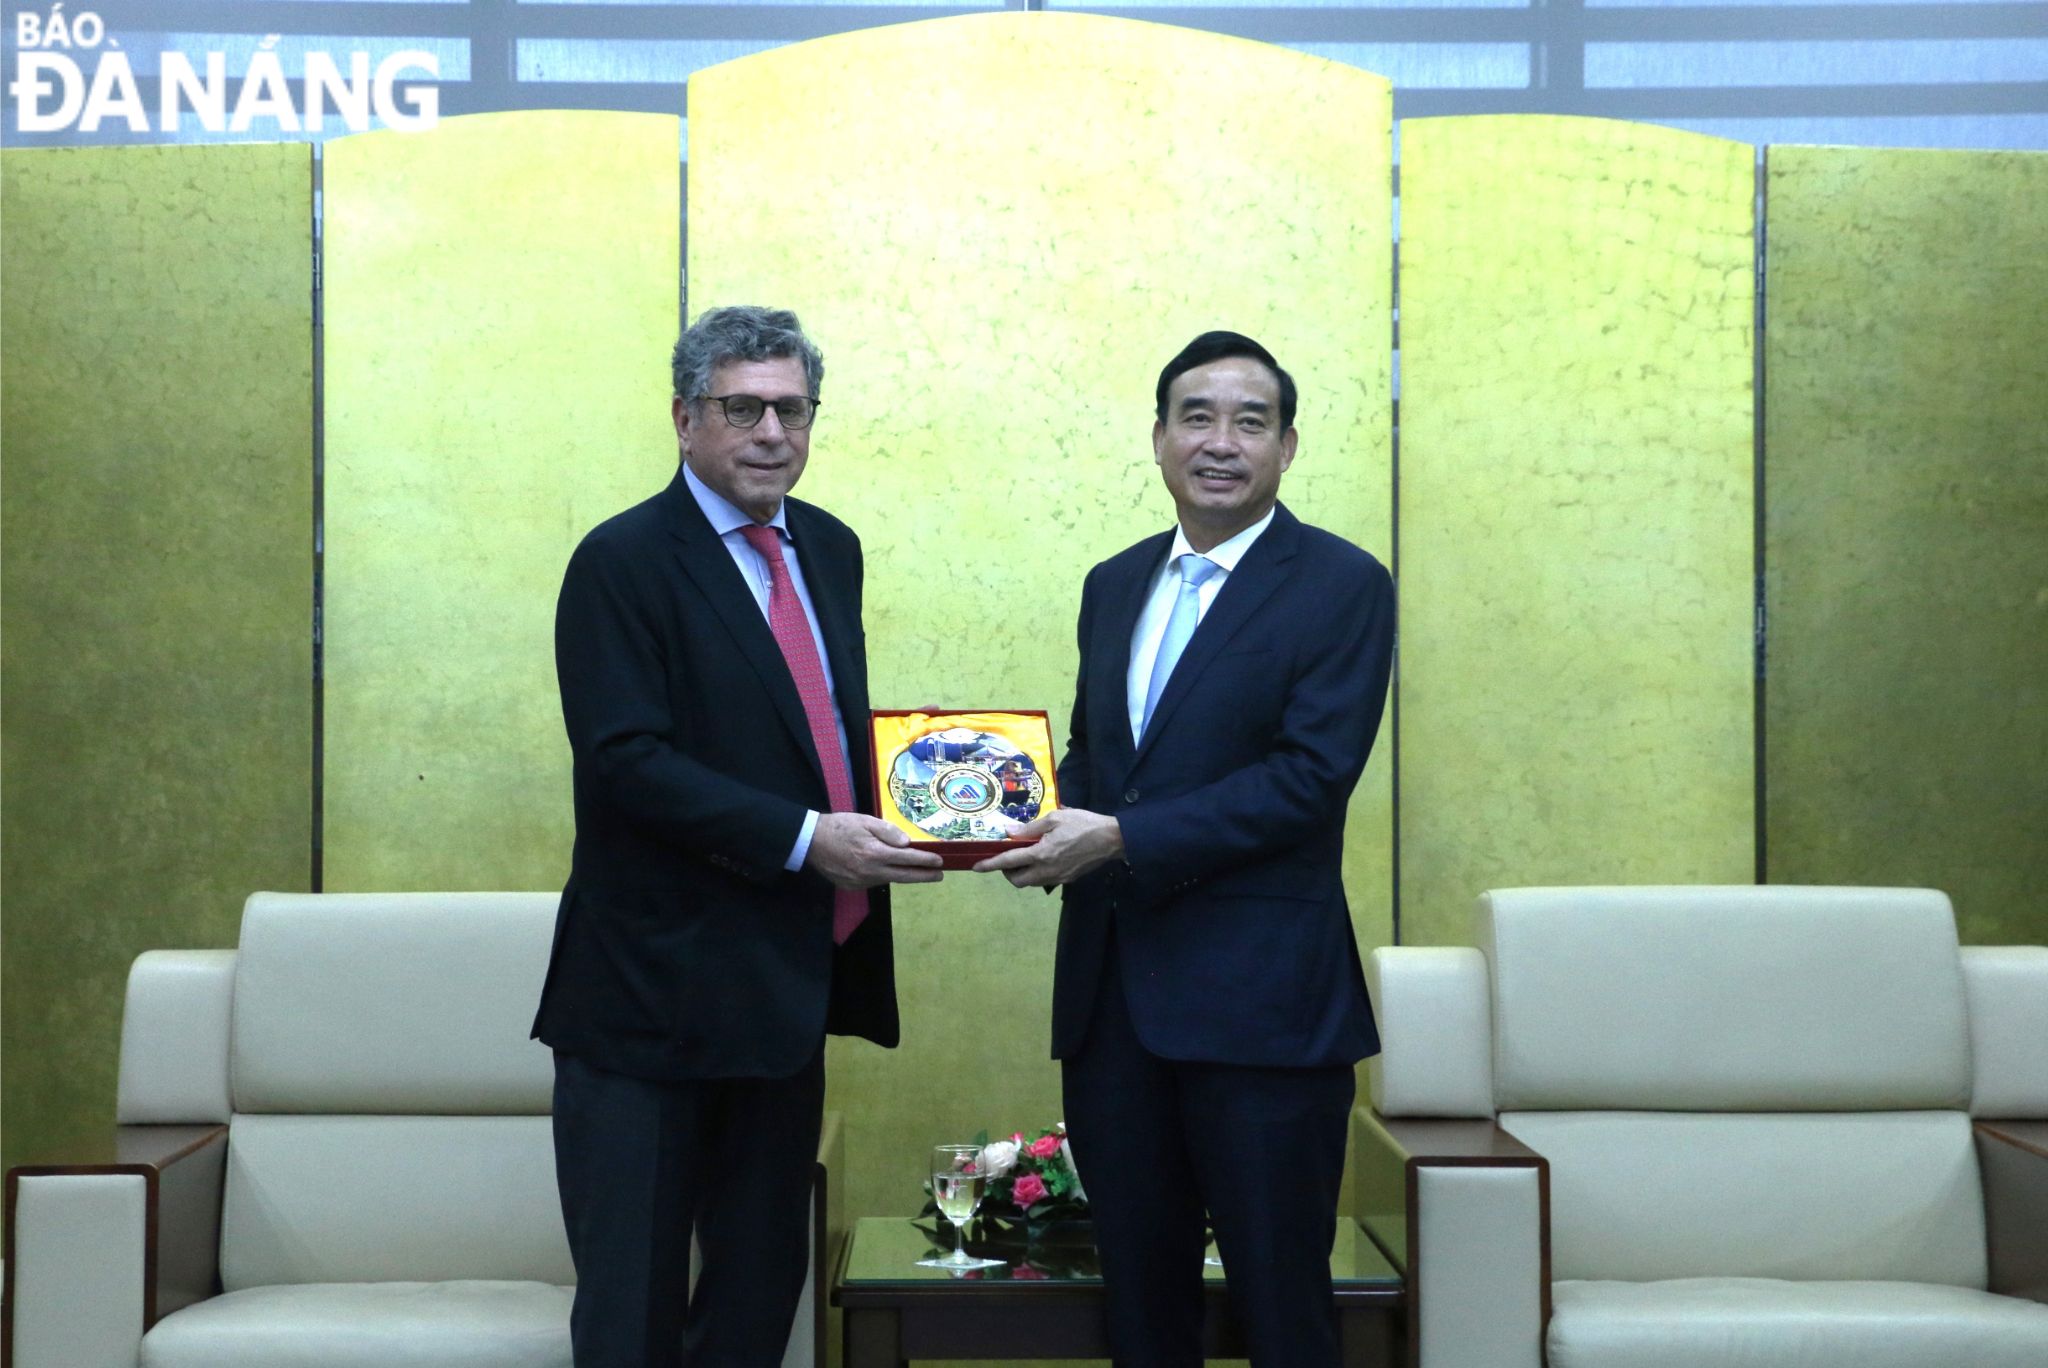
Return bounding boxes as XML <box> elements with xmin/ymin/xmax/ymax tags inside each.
<box><xmin>972</xmin><ymin>808</ymin><xmax>1123</xmax><ymax>888</ymax></box>
<box><xmin>806</xmin><ymin>813</ymin><xmax>946</xmax><ymax>888</ymax></box>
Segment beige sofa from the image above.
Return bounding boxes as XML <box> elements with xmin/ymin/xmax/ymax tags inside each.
<box><xmin>4</xmin><ymin>892</ymin><xmax>842</xmax><ymax>1368</ymax></box>
<box><xmin>1359</xmin><ymin>885</ymin><xmax>2048</xmax><ymax>1368</ymax></box>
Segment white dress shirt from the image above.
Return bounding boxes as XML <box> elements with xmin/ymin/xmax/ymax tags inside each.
<box><xmin>682</xmin><ymin>462</ymin><xmax>846</xmax><ymax>871</ymax></box>
<box><xmin>1125</xmin><ymin>507</ymin><xmax>1276</xmax><ymax>744</ymax></box>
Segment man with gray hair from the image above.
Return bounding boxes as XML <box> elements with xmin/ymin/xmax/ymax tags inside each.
<box><xmin>533</xmin><ymin>305</ymin><xmax>942</xmax><ymax>1366</ymax></box>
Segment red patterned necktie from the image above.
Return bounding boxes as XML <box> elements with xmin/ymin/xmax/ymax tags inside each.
<box><xmin>737</xmin><ymin>523</ymin><xmax>868</xmax><ymax>945</ymax></box>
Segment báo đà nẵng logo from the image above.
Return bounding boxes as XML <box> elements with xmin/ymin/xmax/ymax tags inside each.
<box><xmin>9</xmin><ymin>8</ymin><xmax>440</xmax><ymax>135</ymax></box>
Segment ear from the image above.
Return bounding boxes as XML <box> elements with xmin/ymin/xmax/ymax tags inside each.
<box><xmin>1152</xmin><ymin>419</ymin><xmax>1166</xmax><ymax>467</ymax></box>
<box><xmin>1279</xmin><ymin>426</ymin><xmax>1298</xmax><ymax>473</ymax></box>
<box><xmin>672</xmin><ymin>396</ymin><xmax>690</xmax><ymax>455</ymax></box>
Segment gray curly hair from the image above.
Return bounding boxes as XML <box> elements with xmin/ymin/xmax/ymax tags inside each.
<box><xmin>671</xmin><ymin>305</ymin><xmax>824</xmax><ymax>404</ymax></box>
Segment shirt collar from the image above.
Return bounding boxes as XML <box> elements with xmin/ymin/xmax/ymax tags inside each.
<box><xmin>1168</xmin><ymin>505</ymin><xmax>1275</xmax><ymax>574</ymax></box>
<box><xmin>682</xmin><ymin>461</ymin><xmax>789</xmax><ymax>539</ymax></box>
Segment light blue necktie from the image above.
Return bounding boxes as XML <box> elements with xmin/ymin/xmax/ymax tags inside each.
<box><xmin>1141</xmin><ymin>554</ymin><xmax>1221</xmax><ymax>740</ymax></box>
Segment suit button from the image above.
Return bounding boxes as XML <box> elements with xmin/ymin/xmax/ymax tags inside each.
<box><xmin>1123</xmin><ymin>787</ymin><xmax>1140</xmax><ymax>804</ymax></box>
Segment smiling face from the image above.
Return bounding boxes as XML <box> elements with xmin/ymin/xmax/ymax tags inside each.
<box><xmin>673</xmin><ymin>355</ymin><xmax>814</xmax><ymax>522</ymax></box>
<box><xmin>1152</xmin><ymin>355</ymin><xmax>1297</xmax><ymax>551</ymax></box>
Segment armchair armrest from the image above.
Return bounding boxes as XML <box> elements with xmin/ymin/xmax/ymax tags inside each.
<box><xmin>5</xmin><ymin>1124</ymin><xmax>227</xmax><ymax>1368</ymax></box>
<box><xmin>1976</xmin><ymin>1119</ymin><xmax>2048</xmax><ymax>1304</ymax></box>
<box><xmin>1355</xmin><ymin>1109</ymin><xmax>1547</xmax><ymax>1368</ymax></box>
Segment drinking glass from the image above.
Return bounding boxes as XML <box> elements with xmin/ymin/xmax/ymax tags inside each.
<box><xmin>920</xmin><ymin>1143</ymin><xmax>1004</xmax><ymax>1270</ymax></box>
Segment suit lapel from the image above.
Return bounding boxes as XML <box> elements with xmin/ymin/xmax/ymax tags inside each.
<box><xmin>660</xmin><ymin>473</ymin><xmax>826</xmax><ymax>789</ymax></box>
<box><xmin>1096</xmin><ymin>531</ymin><xmax>1174</xmax><ymax>779</ymax></box>
<box><xmin>1132</xmin><ymin>504</ymin><xmax>1301</xmax><ymax>769</ymax></box>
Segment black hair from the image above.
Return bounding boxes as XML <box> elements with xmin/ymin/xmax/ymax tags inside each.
<box><xmin>1153</xmin><ymin>331</ymin><xmax>1296</xmax><ymax>429</ymax></box>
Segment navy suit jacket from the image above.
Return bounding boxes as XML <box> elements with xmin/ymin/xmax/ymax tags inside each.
<box><xmin>531</xmin><ymin>467</ymin><xmax>897</xmax><ymax>1082</ymax></box>
<box><xmin>1051</xmin><ymin>502</ymin><xmax>1393</xmax><ymax>1070</ymax></box>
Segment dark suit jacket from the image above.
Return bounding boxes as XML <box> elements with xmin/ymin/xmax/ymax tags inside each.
<box><xmin>1051</xmin><ymin>502</ymin><xmax>1393</xmax><ymax>1070</ymax></box>
<box><xmin>531</xmin><ymin>467</ymin><xmax>897</xmax><ymax>1082</ymax></box>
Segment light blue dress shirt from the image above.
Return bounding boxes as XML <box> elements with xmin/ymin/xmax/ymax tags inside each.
<box><xmin>1125</xmin><ymin>507</ymin><xmax>1276</xmax><ymax>745</ymax></box>
<box><xmin>682</xmin><ymin>462</ymin><xmax>849</xmax><ymax>872</ymax></box>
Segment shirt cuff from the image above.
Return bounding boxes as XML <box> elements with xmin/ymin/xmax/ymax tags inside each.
<box><xmin>786</xmin><ymin>809</ymin><xmax>821</xmax><ymax>872</ymax></box>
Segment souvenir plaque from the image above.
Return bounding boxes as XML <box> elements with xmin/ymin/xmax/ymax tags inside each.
<box><xmin>871</xmin><ymin>710</ymin><xmax>1060</xmax><ymax>870</ymax></box>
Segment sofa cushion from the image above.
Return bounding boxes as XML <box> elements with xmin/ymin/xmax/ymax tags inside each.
<box><xmin>118</xmin><ymin>950</ymin><xmax>236</xmax><ymax>1124</ymax></box>
<box><xmin>140</xmin><ymin>1281</ymin><xmax>571</xmax><ymax>1368</ymax></box>
<box><xmin>1548</xmin><ymin>1277</ymin><xmax>2048</xmax><ymax>1368</ymax></box>
<box><xmin>1962</xmin><ymin>945</ymin><xmax>2048</xmax><ymax>1118</ymax></box>
<box><xmin>221</xmin><ymin>1115</ymin><xmax>573</xmax><ymax>1289</ymax></box>
<box><xmin>1367</xmin><ymin>946</ymin><xmax>1494</xmax><ymax>1118</ymax></box>
<box><xmin>1501</xmin><ymin>1110</ymin><xmax>1986</xmax><ymax>1286</ymax></box>
<box><xmin>233</xmin><ymin>892</ymin><xmax>557</xmax><ymax>1114</ymax></box>
<box><xmin>1480</xmin><ymin>886</ymin><xmax>1970</xmax><ymax>1111</ymax></box>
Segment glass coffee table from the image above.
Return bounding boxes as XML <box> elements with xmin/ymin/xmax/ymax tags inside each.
<box><xmin>834</xmin><ymin>1216</ymin><xmax>1404</xmax><ymax>1365</ymax></box>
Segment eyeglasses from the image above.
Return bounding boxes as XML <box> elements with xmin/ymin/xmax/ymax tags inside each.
<box><xmin>697</xmin><ymin>394</ymin><xmax>820</xmax><ymax>431</ymax></box>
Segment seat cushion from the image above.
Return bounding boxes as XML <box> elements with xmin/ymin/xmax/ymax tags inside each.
<box><xmin>1502</xmin><ymin>1110</ymin><xmax>1987</xmax><ymax>1286</ymax></box>
<box><xmin>1548</xmin><ymin>1277</ymin><xmax>2048</xmax><ymax>1368</ymax></box>
<box><xmin>221</xmin><ymin>1115</ymin><xmax>573</xmax><ymax>1288</ymax></box>
<box><xmin>140</xmin><ymin>1280</ymin><xmax>571</xmax><ymax>1368</ymax></box>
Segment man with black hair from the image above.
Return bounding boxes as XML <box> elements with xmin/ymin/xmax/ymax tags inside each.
<box><xmin>981</xmin><ymin>331</ymin><xmax>1394</xmax><ymax>1367</ymax></box>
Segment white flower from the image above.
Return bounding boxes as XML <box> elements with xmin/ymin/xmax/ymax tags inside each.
<box><xmin>1059</xmin><ymin>1137</ymin><xmax>1085</xmax><ymax>1201</ymax></box>
<box><xmin>977</xmin><ymin>1139</ymin><xmax>1020</xmax><ymax>1179</ymax></box>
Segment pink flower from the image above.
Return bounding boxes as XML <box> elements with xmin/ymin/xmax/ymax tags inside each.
<box><xmin>1011</xmin><ymin>1172</ymin><xmax>1048</xmax><ymax>1208</ymax></box>
<box><xmin>1028</xmin><ymin>1134</ymin><xmax>1062</xmax><ymax>1159</ymax></box>
<box><xmin>1012</xmin><ymin>1265</ymin><xmax>1049</xmax><ymax>1280</ymax></box>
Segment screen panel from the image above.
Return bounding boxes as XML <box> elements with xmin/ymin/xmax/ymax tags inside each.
<box><xmin>1764</xmin><ymin>145</ymin><xmax>2048</xmax><ymax>945</ymax></box>
<box><xmin>689</xmin><ymin>10</ymin><xmax>1393</xmax><ymax>1227</ymax></box>
<box><xmin>1398</xmin><ymin>114</ymin><xmax>1756</xmax><ymax>947</ymax></box>
<box><xmin>0</xmin><ymin>143</ymin><xmax>313</xmax><ymax>1170</ymax></box>
<box><xmin>321</xmin><ymin>110</ymin><xmax>681</xmax><ymax>890</ymax></box>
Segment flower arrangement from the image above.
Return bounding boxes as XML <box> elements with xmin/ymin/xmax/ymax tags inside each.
<box><xmin>924</xmin><ymin>1122</ymin><xmax>1088</xmax><ymax>1227</ymax></box>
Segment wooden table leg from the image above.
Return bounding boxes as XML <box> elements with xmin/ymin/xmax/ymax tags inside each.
<box><xmin>844</xmin><ymin>1305</ymin><xmax>905</xmax><ymax>1368</ymax></box>
<box><xmin>1339</xmin><ymin>1306</ymin><xmax>1401</xmax><ymax>1368</ymax></box>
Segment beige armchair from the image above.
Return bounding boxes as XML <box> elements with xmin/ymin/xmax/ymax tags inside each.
<box><xmin>1359</xmin><ymin>885</ymin><xmax>2048</xmax><ymax>1368</ymax></box>
<box><xmin>4</xmin><ymin>892</ymin><xmax>843</xmax><ymax>1368</ymax></box>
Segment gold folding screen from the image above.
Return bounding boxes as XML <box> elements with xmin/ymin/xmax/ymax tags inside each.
<box><xmin>1398</xmin><ymin>116</ymin><xmax>1758</xmax><ymax>947</ymax></box>
<box><xmin>688</xmin><ymin>12</ymin><xmax>1395</xmax><ymax>1228</ymax></box>
<box><xmin>4</xmin><ymin>24</ymin><xmax>2044</xmax><ymax>1216</ymax></box>
<box><xmin>320</xmin><ymin>111</ymin><xmax>681</xmax><ymax>890</ymax></box>
<box><xmin>1764</xmin><ymin>147</ymin><xmax>2048</xmax><ymax>944</ymax></box>
<box><xmin>0</xmin><ymin>145</ymin><xmax>314</xmax><ymax>1171</ymax></box>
